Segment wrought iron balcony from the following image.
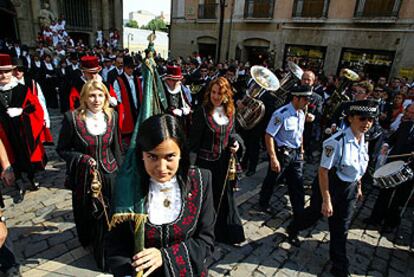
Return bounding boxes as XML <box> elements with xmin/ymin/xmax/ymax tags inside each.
<box><xmin>244</xmin><ymin>0</ymin><xmax>274</xmax><ymax>19</ymax></box>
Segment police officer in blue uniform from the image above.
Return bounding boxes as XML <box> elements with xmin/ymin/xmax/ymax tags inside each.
<box><xmin>287</xmin><ymin>99</ymin><xmax>378</xmax><ymax>277</ymax></box>
<box><xmin>259</xmin><ymin>85</ymin><xmax>312</xmax><ymax>217</ymax></box>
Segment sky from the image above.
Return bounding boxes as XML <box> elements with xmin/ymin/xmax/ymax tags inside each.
<box><xmin>123</xmin><ymin>0</ymin><xmax>172</xmax><ymax>19</ymax></box>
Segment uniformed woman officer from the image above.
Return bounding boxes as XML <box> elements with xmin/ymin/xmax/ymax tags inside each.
<box><xmin>287</xmin><ymin>99</ymin><xmax>378</xmax><ymax>277</ymax></box>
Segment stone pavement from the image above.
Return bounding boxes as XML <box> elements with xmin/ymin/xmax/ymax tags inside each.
<box><xmin>2</xmin><ymin>111</ymin><xmax>414</xmax><ymax>276</ymax></box>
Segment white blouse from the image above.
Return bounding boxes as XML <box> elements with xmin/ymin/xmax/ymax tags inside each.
<box><xmin>212</xmin><ymin>106</ymin><xmax>229</xmax><ymax>125</ymax></box>
<box><xmin>147</xmin><ymin>176</ymin><xmax>182</xmax><ymax>225</ymax></box>
<box><xmin>85</xmin><ymin>110</ymin><xmax>107</xmax><ymax>136</ymax></box>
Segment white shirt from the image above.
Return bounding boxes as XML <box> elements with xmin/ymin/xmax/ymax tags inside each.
<box><xmin>113</xmin><ymin>73</ymin><xmax>138</xmax><ymax>108</ymax></box>
<box><xmin>147</xmin><ymin>176</ymin><xmax>182</xmax><ymax>225</ymax></box>
<box><xmin>85</xmin><ymin>110</ymin><xmax>107</xmax><ymax>136</ymax></box>
<box><xmin>212</xmin><ymin>106</ymin><xmax>229</xmax><ymax>125</ymax></box>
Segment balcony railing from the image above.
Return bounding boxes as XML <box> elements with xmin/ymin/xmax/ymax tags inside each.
<box><xmin>198</xmin><ymin>3</ymin><xmax>218</xmax><ymax>20</ymax></box>
<box><xmin>292</xmin><ymin>0</ymin><xmax>329</xmax><ymax>18</ymax></box>
<box><xmin>354</xmin><ymin>0</ymin><xmax>401</xmax><ymax>17</ymax></box>
<box><xmin>244</xmin><ymin>0</ymin><xmax>274</xmax><ymax>19</ymax></box>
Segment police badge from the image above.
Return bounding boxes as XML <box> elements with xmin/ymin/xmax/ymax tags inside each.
<box><xmin>324</xmin><ymin>145</ymin><xmax>334</xmax><ymax>157</ymax></box>
<box><xmin>274</xmin><ymin>116</ymin><xmax>281</xmax><ymax>125</ymax></box>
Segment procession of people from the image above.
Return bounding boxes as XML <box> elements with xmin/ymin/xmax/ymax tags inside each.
<box><xmin>1</xmin><ymin>29</ymin><xmax>414</xmax><ymax>277</ymax></box>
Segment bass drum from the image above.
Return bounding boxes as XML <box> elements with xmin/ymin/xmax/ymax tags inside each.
<box><xmin>373</xmin><ymin>160</ymin><xmax>414</xmax><ymax>189</ymax></box>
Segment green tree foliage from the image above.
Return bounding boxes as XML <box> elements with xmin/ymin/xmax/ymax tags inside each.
<box><xmin>125</xmin><ymin>19</ymin><xmax>139</xmax><ymax>28</ymax></box>
<box><xmin>142</xmin><ymin>18</ymin><xmax>167</xmax><ymax>32</ymax></box>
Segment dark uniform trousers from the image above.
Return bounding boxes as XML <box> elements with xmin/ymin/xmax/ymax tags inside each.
<box><xmin>259</xmin><ymin>148</ymin><xmax>304</xmax><ymax>218</ymax></box>
<box><xmin>288</xmin><ymin>171</ymin><xmax>357</xmax><ymax>272</ymax></box>
<box><xmin>0</xmin><ymin>236</ymin><xmax>18</xmax><ymax>273</ymax></box>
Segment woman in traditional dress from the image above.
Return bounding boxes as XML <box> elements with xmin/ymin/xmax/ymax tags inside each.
<box><xmin>106</xmin><ymin>114</ymin><xmax>215</xmax><ymax>276</ymax></box>
<box><xmin>56</xmin><ymin>80</ymin><xmax>122</xmax><ymax>269</ymax></box>
<box><xmin>189</xmin><ymin>77</ymin><xmax>245</xmax><ymax>245</ymax></box>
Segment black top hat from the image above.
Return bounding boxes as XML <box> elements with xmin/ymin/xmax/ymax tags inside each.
<box><xmin>12</xmin><ymin>57</ymin><xmax>25</xmax><ymax>71</ymax></box>
<box><xmin>291</xmin><ymin>85</ymin><xmax>313</xmax><ymax>97</ymax></box>
<box><xmin>347</xmin><ymin>99</ymin><xmax>379</xmax><ymax>117</ymax></box>
<box><xmin>124</xmin><ymin>56</ymin><xmax>135</xmax><ymax>68</ymax></box>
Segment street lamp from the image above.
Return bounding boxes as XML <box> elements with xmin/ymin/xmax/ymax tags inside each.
<box><xmin>216</xmin><ymin>0</ymin><xmax>226</xmax><ymax>63</ymax></box>
<box><xmin>127</xmin><ymin>33</ymin><xmax>134</xmax><ymax>50</ymax></box>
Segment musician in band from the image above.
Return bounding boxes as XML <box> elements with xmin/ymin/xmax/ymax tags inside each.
<box><xmin>287</xmin><ymin>99</ymin><xmax>378</xmax><ymax>277</ymax></box>
<box><xmin>301</xmin><ymin>71</ymin><xmax>324</xmax><ymax>161</ymax></box>
<box><xmin>258</xmin><ymin>85</ymin><xmax>311</xmax><ymax>216</ymax></box>
<box><xmin>364</xmin><ymin>102</ymin><xmax>414</xmax><ymax>232</ymax></box>
<box><xmin>188</xmin><ymin>63</ymin><xmax>210</xmax><ymax>108</ymax></box>
<box><xmin>189</xmin><ymin>77</ymin><xmax>245</xmax><ymax>245</ymax></box>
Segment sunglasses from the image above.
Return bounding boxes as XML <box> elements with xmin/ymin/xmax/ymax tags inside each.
<box><xmin>358</xmin><ymin>116</ymin><xmax>374</xmax><ymax>122</ymax></box>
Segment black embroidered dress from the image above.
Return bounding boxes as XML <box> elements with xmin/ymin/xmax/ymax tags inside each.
<box><xmin>106</xmin><ymin>168</ymin><xmax>215</xmax><ymax>277</ymax></box>
<box><xmin>189</xmin><ymin>107</ymin><xmax>245</xmax><ymax>244</ymax></box>
<box><xmin>56</xmin><ymin>110</ymin><xmax>122</xmax><ymax>269</ymax></box>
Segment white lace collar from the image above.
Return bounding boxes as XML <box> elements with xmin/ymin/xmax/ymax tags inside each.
<box><xmin>85</xmin><ymin>110</ymin><xmax>107</xmax><ymax>136</ymax></box>
<box><xmin>0</xmin><ymin>77</ymin><xmax>19</xmax><ymax>91</ymax></box>
<box><xmin>166</xmin><ymin>83</ymin><xmax>181</xmax><ymax>95</ymax></box>
<box><xmin>147</xmin><ymin>176</ymin><xmax>182</xmax><ymax>225</ymax></box>
<box><xmin>212</xmin><ymin>106</ymin><xmax>229</xmax><ymax>125</ymax></box>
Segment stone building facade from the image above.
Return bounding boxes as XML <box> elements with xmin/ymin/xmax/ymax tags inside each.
<box><xmin>0</xmin><ymin>0</ymin><xmax>123</xmax><ymax>47</ymax></box>
<box><xmin>170</xmin><ymin>0</ymin><xmax>414</xmax><ymax>80</ymax></box>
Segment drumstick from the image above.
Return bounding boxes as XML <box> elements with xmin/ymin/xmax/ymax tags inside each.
<box><xmin>387</xmin><ymin>152</ymin><xmax>414</xmax><ymax>159</ymax></box>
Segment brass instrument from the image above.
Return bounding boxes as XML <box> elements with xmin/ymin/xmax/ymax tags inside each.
<box><xmin>323</xmin><ymin>68</ymin><xmax>360</xmax><ymax>122</ymax></box>
<box><xmin>272</xmin><ymin>61</ymin><xmax>304</xmax><ymax>109</ymax></box>
<box><xmin>189</xmin><ymin>83</ymin><xmax>204</xmax><ymax>95</ymax></box>
<box><xmin>237</xmin><ymin>66</ymin><xmax>280</xmax><ymax>130</ymax></box>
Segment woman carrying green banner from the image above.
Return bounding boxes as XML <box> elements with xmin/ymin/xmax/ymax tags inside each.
<box><xmin>106</xmin><ymin>114</ymin><xmax>215</xmax><ymax>276</ymax></box>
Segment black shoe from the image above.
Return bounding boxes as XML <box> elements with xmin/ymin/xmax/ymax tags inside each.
<box><xmin>286</xmin><ymin>226</ymin><xmax>300</xmax><ymax>247</ymax></box>
<box><xmin>14</xmin><ymin>189</ymin><xmax>25</xmax><ymax>204</ymax></box>
<box><xmin>330</xmin><ymin>266</ymin><xmax>351</xmax><ymax>277</ymax></box>
<box><xmin>29</xmin><ymin>179</ymin><xmax>40</xmax><ymax>191</ymax></box>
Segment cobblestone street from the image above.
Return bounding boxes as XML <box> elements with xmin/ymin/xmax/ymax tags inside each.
<box><xmin>2</xmin><ymin>111</ymin><xmax>414</xmax><ymax>276</ymax></box>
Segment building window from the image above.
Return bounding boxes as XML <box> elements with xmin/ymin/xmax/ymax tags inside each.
<box><xmin>354</xmin><ymin>0</ymin><xmax>402</xmax><ymax>17</ymax></box>
<box><xmin>244</xmin><ymin>0</ymin><xmax>274</xmax><ymax>19</ymax></box>
<box><xmin>292</xmin><ymin>0</ymin><xmax>330</xmax><ymax>18</ymax></box>
<box><xmin>338</xmin><ymin>48</ymin><xmax>395</xmax><ymax>80</ymax></box>
<box><xmin>198</xmin><ymin>0</ymin><xmax>218</xmax><ymax>20</ymax></box>
<box><xmin>61</xmin><ymin>0</ymin><xmax>91</xmax><ymax>29</ymax></box>
<box><xmin>283</xmin><ymin>44</ymin><xmax>327</xmax><ymax>74</ymax></box>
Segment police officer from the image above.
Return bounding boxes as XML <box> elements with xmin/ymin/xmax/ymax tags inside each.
<box><xmin>287</xmin><ymin>99</ymin><xmax>377</xmax><ymax>277</ymax></box>
<box><xmin>258</xmin><ymin>85</ymin><xmax>312</xmax><ymax>217</ymax></box>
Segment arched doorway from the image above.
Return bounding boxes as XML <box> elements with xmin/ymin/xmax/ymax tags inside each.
<box><xmin>0</xmin><ymin>0</ymin><xmax>18</xmax><ymax>42</ymax></box>
<box><xmin>242</xmin><ymin>38</ymin><xmax>271</xmax><ymax>66</ymax></box>
<box><xmin>197</xmin><ymin>36</ymin><xmax>217</xmax><ymax>61</ymax></box>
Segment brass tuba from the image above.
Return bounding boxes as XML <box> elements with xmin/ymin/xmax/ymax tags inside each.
<box><xmin>323</xmin><ymin>68</ymin><xmax>360</xmax><ymax>123</ymax></box>
<box><xmin>237</xmin><ymin>66</ymin><xmax>280</xmax><ymax>130</ymax></box>
<box><xmin>272</xmin><ymin>61</ymin><xmax>304</xmax><ymax>109</ymax></box>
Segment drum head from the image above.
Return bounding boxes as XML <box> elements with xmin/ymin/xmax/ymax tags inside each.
<box><xmin>374</xmin><ymin>161</ymin><xmax>405</xmax><ymax>178</ymax></box>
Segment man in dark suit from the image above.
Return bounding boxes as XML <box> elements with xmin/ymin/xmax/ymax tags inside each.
<box><xmin>107</xmin><ymin>55</ymin><xmax>124</xmax><ymax>86</ymax></box>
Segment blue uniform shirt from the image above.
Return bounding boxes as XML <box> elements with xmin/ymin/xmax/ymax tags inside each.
<box><xmin>320</xmin><ymin>127</ymin><xmax>369</xmax><ymax>182</ymax></box>
<box><xmin>266</xmin><ymin>103</ymin><xmax>305</xmax><ymax>149</ymax></box>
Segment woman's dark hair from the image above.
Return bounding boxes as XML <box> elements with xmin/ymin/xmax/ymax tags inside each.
<box><xmin>136</xmin><ymin>114</ymin><xmax>190</xmax><ymax>193</ymax></box>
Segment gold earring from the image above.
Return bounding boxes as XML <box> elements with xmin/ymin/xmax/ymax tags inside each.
<box><xmin>223</xmin><ymin>97</ymin><xmax>228</xmax><ymax>103</ymax></box>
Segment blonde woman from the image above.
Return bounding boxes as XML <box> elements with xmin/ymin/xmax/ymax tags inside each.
<box><xmin>57</xmin><ymin>80</ymin><xmax>122</xmax><ymax>270</ymax></box>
